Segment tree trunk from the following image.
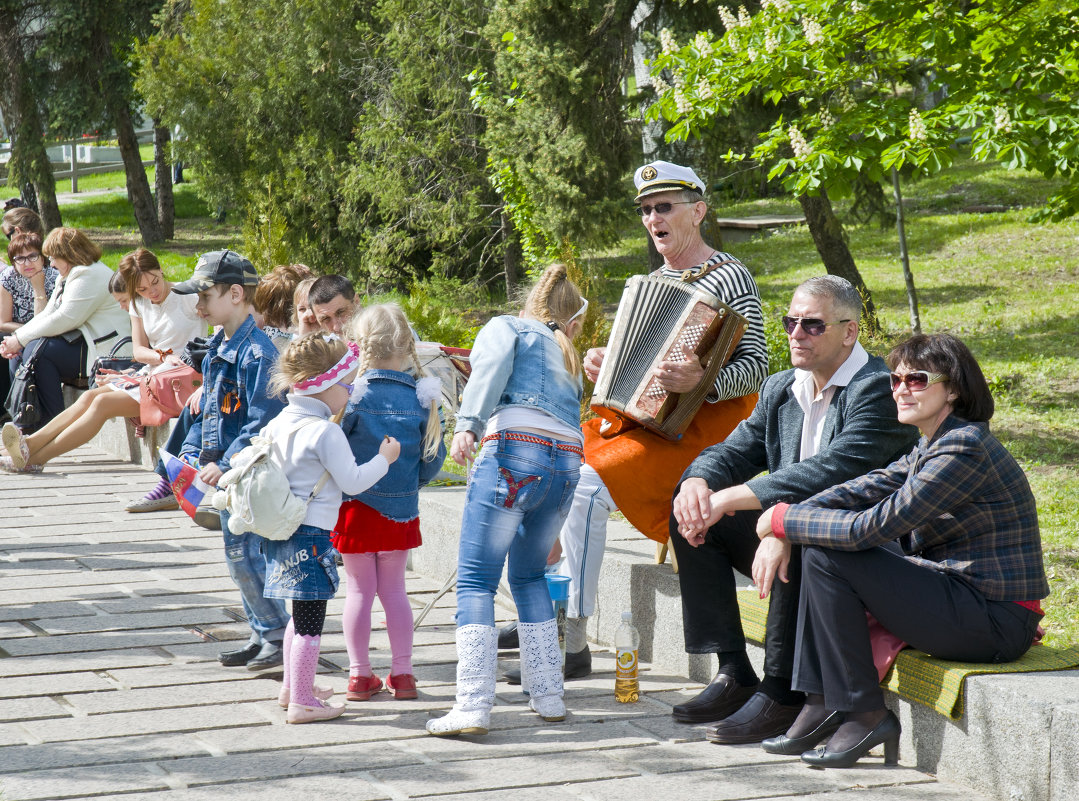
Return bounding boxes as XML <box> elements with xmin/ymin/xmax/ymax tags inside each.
<box><xmin>891</xmin><ymin>168</ymin><xmax>920</xmax><ymax>334</ymax></box>
<box><xmin>113</xmin><ymin>102</ymin><xmax>163</xmax><ymax>245</ymax></box>
<box><xmin>798</xmin><ymin>190</ymin><xmax>879</xmax><ymax>333</ymax></box>
<box><xmin>0</xmin><ymin>5</ymin><xmax>61</xmax><ymax>231</ymax></box>
<box><xmin>153</xmin><ymin>121</ymin><xmax>174</xmax><ymax>239</ymax></box>
<box><xmin>501</xmin><ymin>211</ymin><xmax>521</xmax><ymax>296</ymax></box>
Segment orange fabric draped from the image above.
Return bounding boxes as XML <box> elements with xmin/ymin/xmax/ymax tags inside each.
<box><xmin>582</xmin><ymin>393</ymin><xmax>758</xmax><ymax>543</ymax></box>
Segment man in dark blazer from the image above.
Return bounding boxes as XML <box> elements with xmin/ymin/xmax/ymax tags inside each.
<box><xmin>667</xmin><ymin>275</ymin><xmax>918</xmax><ymax>744</ymax></box>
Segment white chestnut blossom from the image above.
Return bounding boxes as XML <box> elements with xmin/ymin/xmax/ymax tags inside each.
<box><xmin>908</xmin><ymin>108</ymin><xmax>928</xmax><ymax>141</ymax></box>
<box><xmin>738</xmin><ymin>5</ymin><xmax>752</xmax><ymax>27</ymax></box>
<box><xmin>789</xmin><ymin>125</ymin><xmax>813</xmax><ymax>158</ymax></box>
<box><xmin>650</xmin><ymin>74</ymin><xmax>671</xmax><ymax>94</ymax></box>
<box><xmin>694</xmin><ymin>32</ymin><xmax>713</xmax><ymax>57</ymax></box>
<box><xmin>719</xmin><ymin>7</ymin><xmax>738</xmax><ymax>31</ymax></box>
<box><xmin>851</xmin><ymin>1</ymin><xmax>864</xmax><ymax>12</ymax></box>
<box><xmin>660</xmin><ymin>28</ymin><xmax>677</xmax><ymax>54</ymax></box>
<box><xmin>994</xmin><ymin>106</ymin><xmax>1014</xmax><ymax>134</ymax></box>
<box><xmin>837</xmin><ymin>85</ymin><xmax>856</xmax><ymax>112</ymax></box>
<box><xmin>801</xmin><ymin>16</ymin><xmax>823</xmax><ymax>45</ymax></box>
<box><xmin>675</xmin><ymin>88</ymin><xmax>693</xmax><ymax>114</ymax></box>
<box><xmin>697</xmin><ymin>77</ymin><xmax>714</xmax><ymax>100</ymax></box>
<box><xmin>820</xmin><ymin>107</ymin><xmax>836</xmax><ymax>129</ymax></box>
<box><xmin>765</xmin><ymin>30</ymin><xmax>779</xmax><ymax>53</ymax></box>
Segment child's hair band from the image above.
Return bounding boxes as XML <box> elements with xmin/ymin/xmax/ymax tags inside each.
<box><xmin>292</xmin><ymin>341</ymin><xmax>360</xmax><ymax>395</ymax></box>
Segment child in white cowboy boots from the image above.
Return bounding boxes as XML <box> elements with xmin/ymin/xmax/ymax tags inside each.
<box><xmin>427</xmin><ymin>264</ymin><xmax>587</xmax><ymax>736</ymax></box>
<box><xmin>259</xmin><ymin>333</ymin><xmax>399</xmax><ymax>723</ymax></box>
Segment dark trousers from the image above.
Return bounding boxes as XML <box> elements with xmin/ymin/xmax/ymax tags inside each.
<box><xmin>15</xmin><ymin>335</ymin><xmax>86</xmax><ymax>429</ymax></box>
<box><xmin>794</xmin><ymin>545</ymin><xmax>1041</xmax><ymax>712</ymax></box>
<box><xmin>154</xmin><ymin>405</ymin><xmax>196</xmax><ymax>479</ymax></box>
<box><xmin>669</xmin><ymin>509</ymin><xmax>803</xmax><ymax>679</ymax></box>
<box><xmin>1</xmin><ymin>355</ymin><xmax>13</xmax><ymax>418</ymax></box>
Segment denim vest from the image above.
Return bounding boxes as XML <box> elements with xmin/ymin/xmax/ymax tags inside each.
<box><xmin>181</xmin><ymin>314</ymin><xmax>285</xmax><ymax>469</ymax></box>
<box><xmin>341</xmin><ymin>369</ymin><xmax>446</xmax><ymax>522</ymax></box>
<box><xmin>454</xmin><ymin>315</ymin><xmax>583</xmax><ymax>437</ymax></box>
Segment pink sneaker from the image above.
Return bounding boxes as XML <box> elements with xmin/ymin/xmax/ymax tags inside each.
<box><xmin>277</xmin><ymin>684</ymin><xmax>335</xmax><ymax>709</ymax></box>
<box><xmin>286</xmin><ymin>700</ymin><xmax>345</xmax><ymax>724</ymax></box>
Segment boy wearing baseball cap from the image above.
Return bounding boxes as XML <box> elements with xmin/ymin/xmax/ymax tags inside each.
<box><xmin>174</xmin><ymin>250</ymin><xmax>290</xmax><ymax>670</ymax></box>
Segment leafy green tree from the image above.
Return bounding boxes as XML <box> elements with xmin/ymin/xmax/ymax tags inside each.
<box><xmin>41</xmin><ymin>0</ymin><xmax>166</xmax><ymax>244</ymax></box>
<box><xmin>0</xmin><ymin>0</ymin><xmax>63</xmax><ymax>231</ymax></box>
<box><xmin>646</xmin><ymin>1</ymin><xmax>1079</xmax><ymax>329</ymax></box>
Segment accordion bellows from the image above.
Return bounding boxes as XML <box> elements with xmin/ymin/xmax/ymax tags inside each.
<box><xmin>591</xmin><ymin>274</ymin><xmax>747</xmax><ymax>440</ymax></box>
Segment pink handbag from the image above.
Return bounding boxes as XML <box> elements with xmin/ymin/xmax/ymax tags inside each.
<box><xmin>139</xmin><ymin>365</ymin><xmax>202</xmax><ymax>426</ymax></box>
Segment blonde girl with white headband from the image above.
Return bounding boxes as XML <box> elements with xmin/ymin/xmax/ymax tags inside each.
<box><xmin>260</xmin><ymin>333</ymin><xmax>400</xmax><ymax>724</ymax></box>
<box><xmin>428</xmin><ymin>263</ymin><xmax>587</xmax><ymax>736</ymax></box>
<box><xmin>332</xmin><ymin>302</ymin><xmax>446</xmax><ymax>704</ymax></box>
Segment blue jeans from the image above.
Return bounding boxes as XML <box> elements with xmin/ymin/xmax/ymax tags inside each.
<box><xmin>220</xmin><ymin>508</ymin><xmax>289</xmax><ymax>644</ymax></box>
<box><xmin>456</xmin><ymin>431</ymin><xmax>581</xmax><ymax>627</ymax></box>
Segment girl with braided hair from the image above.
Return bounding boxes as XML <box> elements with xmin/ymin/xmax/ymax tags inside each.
<box><xmin>427</xmin><ymin>263</ymin><xmax>587</xmax><ymax>737</ymax></box>
<box><xmin>260</xmin><ymin>332</ymin><xmax>400</xmax><ymax>723</ymax></box>
<box><xmin>333</xmin><ymin>303</ymin><xmax>446</xmax><ymax>703</ymax></box>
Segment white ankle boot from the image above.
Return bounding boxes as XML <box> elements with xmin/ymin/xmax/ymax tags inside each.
<box><xmin>519</xmin><ymin>619</ymin><xmax>565</xmax><ymax>722</ymax></box>
<box><xmin>426</xmin><ymin>624</ymin><xmax>497</xmax><ymax>736</ymax></box>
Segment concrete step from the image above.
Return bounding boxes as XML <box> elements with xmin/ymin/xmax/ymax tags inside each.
<box><xmin>415</xmin><ymin>485</ymin><xmax>1079</xmax><ymax>801</ymax></box>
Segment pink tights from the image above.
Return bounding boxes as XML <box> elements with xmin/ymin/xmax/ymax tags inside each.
<box><xmin>341</xmin><ymin>550</ymin><xmax>413</xmax><ymax>676</ymax></box>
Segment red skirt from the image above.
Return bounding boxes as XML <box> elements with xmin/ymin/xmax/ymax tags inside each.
<box><xmin>332</xmin><ymin>500</ymin><xmax>421</xmax><ymax>554</ymax></box>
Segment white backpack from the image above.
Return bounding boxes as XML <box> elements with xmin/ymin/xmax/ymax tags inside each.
<box><xmin>211</xmin><ymin>418</ymin><xmax>331</xmax><ymax>540</ymax></box>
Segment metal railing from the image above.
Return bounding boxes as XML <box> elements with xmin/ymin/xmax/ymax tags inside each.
<box><xmin>0</xmin><ymin>129</ymin><xmax>157</xmax><ymax>193</ymax></box>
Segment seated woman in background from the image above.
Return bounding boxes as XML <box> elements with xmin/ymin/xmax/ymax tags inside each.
<box><xmin>0</xmin><ymin>228</ymin><xmax>129</xmax><ymax>434</ymax></box>
<box><xmin>752</xmin><ymin>333</ymin><xmax>1048</xmax><ymax>769</ymax></box>
<box><xmin>2</xmin><ymin>232</ymin><xmax>59</xmax><ymax>419</ymax></box>
<box><xmin>1</xmin><ymin>208</ymin><xmax>49</xmax><ymax>411</ymax></box>
<box><xmin>254</xmin><ymin>263</ymin><xmax>314</xmax><ymax>349</ymax></box>
<box><xmin>1</xmin><ymin>248</ymin><xmax>204</xmax><ymax>472</ymax></box>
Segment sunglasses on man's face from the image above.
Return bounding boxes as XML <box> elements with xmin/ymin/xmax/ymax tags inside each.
<box><xmin>635</xmin><ymin>201</ymin><xmax>695</xmax><ymax>217</ymax></box>
<box><xmin>889</xmin><ymin>371</ymin><xmax>946</xmax><ymax>392</ymax></box>
<box><xmin>781</xmin><ymin>316</ymin><xmax>851</xmax><ymax>336</ymax></box>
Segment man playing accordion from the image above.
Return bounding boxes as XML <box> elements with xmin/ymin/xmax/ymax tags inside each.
<box><xmin>500</xmin><ymin>160</ymin><xmax>769</xmax><ymax>683</ymax></box>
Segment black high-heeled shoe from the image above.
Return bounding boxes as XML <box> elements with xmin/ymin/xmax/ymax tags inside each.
<box><xmin>761</xmin><ymin>710</ymin><xmax>844</xmax><ymax>755</ymax></box>
<box><xmin>800</xmin><ymin>710</ymin><xmax>900</xmax><ymax>768</ymax></box>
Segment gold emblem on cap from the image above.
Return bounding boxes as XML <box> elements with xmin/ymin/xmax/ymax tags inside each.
<box><xmin>641</xmin><ymin>166</ymin><xmax>658</xmax><ymax>181</ymax></box>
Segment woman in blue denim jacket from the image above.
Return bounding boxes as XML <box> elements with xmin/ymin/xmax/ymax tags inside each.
<box><xmin>333</xmin><ymin>303</ymin><xmax>446</xmax><ymax>704</ymax></box>
<box><xmin>427</xmin><ymin>264</ymin><xmax>588</xmax><ymax>737</ymax></box>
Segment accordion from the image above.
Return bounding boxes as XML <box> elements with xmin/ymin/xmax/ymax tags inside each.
<box><xmin>590</xmin><ymin>273</ymin><xmax>747</xmax><ymax>440</ymax></box>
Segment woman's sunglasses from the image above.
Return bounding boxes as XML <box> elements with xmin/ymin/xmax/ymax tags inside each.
<box><xmin>890</xmin><ymin>371</ymin><xmax>946</xmax><ymax>392</ymax></box>
<box><xmin>781</xmin><ymin>316</ymin><xmax>851</xmax><ymax>336</ymax></box>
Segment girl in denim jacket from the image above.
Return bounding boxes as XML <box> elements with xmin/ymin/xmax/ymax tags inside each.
<box><xmin>261</xmin><ymin>334</ymin><xmax>400</xmax><ymax>724</ymax></box>
<box><xmin>427</xmin><ymin>264</ymin><xmax>587</xmax><ymax>737</ymax></box>
<box><xmin>333</xmin><ymin>304</ymin><xmax>446</xmax><ymax>703</ymax></box>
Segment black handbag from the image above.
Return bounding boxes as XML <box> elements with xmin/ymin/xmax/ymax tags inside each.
<box><xmin>89</xmin><ymin>336</ymin><xmax>141</xmax><ymax>388</ymax></box>
<box><xmin>4</xmin><ymin>354</ymin><xmax>41</xmax><ymax>428</ymax></box>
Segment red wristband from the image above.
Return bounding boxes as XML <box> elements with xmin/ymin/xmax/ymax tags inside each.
<box><xmin>772</xmin><ymin>503</ymin><xmax>790</xmax><ymax>539</ymax></box>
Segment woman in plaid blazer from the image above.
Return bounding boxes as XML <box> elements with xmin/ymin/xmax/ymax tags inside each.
<box><xmin>750</xmin><ymin>333</ymin><xmax>1048</xmax><ymax>768</ymax></box>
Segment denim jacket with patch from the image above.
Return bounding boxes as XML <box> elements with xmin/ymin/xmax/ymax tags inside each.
<box><xmin>341</xmin><ymin>369</ymin><xmax>446</xmax><ymax>523</ymax></box>
<box><xmin>180</xmin><ymin>314</ymin><xmax>285</xmax><ymax>470</ymax></box>
<box><xmin>454</xmin><ymin>315</ymin><xmax>583</xmax><ymax>438</ymax></box>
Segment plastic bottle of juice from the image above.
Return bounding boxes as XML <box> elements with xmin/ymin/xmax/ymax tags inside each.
<box><xmin>614</xmin><ymin>610</ymin><xmax>640</xmax><ymax>703</ymax></box>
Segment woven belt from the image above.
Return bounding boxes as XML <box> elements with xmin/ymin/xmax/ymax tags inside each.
<box><xmin>480</xmin><ymin>431</ymin><xmax>584</xmax><ymax>458</ymax></box>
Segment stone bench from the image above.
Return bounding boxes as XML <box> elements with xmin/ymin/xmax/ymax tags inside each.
<box><xmin>413</xmin><ymin>486</ymin><xmax>1079</xmax><ymax>801</ymax></box>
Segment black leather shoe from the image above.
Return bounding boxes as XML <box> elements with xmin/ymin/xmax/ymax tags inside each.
<box><xmin>761</xmin><ymin>710</ymin><xmax>844</xmax><ymax>755</ymax></box>
<box><xmin>245</xmin><ymin>641</ymin><xmax>284</xmax><ymax>671</ymax></box>
<box><xmin>497</xmin><ymin>621</ymin><xmax>519</xmax><ymax>650</ymax></box>
<box><xmin>218</xmin><ymin>641</ymin><xmax>261</xmax><ymax>667</ymax></box>
<box><xmin>705</xmin><ymin>691</ymin><xmax>803</xmax><ymax>744</ymax></box>
<box><xmin>672</xmin><ymin>673</ymin><xmax>758</xmax><ymax>724</ymax></box>
<box><xmin>504</xmin><ymin>646</ymin><xmax>591</xmax><ymax>685</ymax></box>
<box><xmin>801</xmin><ymin>710</ymin><xmax>900</xmax><ymax>768</ymax></box>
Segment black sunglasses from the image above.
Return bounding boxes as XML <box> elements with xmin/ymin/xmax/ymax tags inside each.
<box><xmin>781</xmin><ymin>316</ymin><xmax>851</xmax><ymax>336</ymax></box>
<box><xmin>635</xmin><ymin>201</ymin><xmax>696</xmax><ymax>217</ymax></box>
<box><xmin>890</xmin><ymin>371</ymin><xmax>946</xmax><ymax>392</ymax></box>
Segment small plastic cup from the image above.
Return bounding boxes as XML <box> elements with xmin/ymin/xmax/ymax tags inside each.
<box><xmin>545</xmin><ymin>574</ymin><xmax>571</xmax><ymax>667</ymax></box>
